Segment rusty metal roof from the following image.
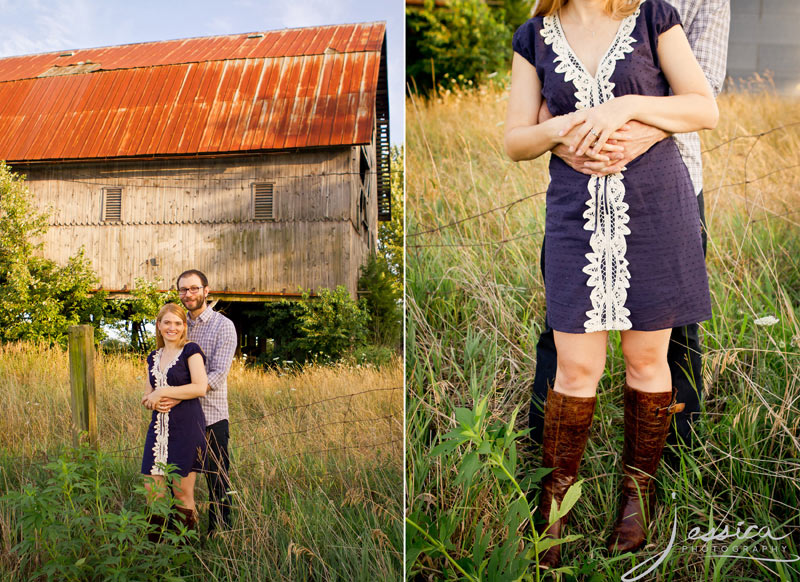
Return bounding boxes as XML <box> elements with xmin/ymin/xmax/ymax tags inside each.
<box><xmin>0</xmin><ymin>22</ymin><xmax>386</xmax><ymax>162</ymax></box>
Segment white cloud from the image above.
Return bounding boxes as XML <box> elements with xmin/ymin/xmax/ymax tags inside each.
<box><xmin>0</xmin><ymin>0</ymin><xmax>99</xmax><ymax>56</ymax></box>
<box><xmin>278</xmin><ymin>0</ymin><xmax>350</xmax><ymax>29</ymax></box>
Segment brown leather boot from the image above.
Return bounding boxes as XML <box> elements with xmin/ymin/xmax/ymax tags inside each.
<box><xmin>537</xmin><ymin>388</ymin><xmax>596</xmax><ymax>569</ymax></box>
<box><xmin>607</xmin><ymin>384</ymin><xmax>684</xmax><ymax>553</ymax></box>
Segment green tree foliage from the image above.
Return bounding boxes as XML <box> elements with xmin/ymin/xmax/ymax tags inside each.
<box><xmin>499</xmin><ymin>0</ymin><xmax>536</xmax><ymax>31</ymax></box>
<box><xmin>105</xmin><ymin>278</ymin><xmax>181</xmax><ymax>352</ymax></box>
<box><xmin>407</xmin><ymin>0</ymin><xmax>534</xmax><ymax>94</ymax></box>
<box><xmin>246</xmin><ymin>286</ymin><xmax>370</xmax><ymax>366</ymax></box>
<box><xmin>0</xmin><ymin>163</ymin><xmax>175</xmax><ymax>348</ymax></box>
<box><xmin>293</xmin><ymin>286</ymin><xmax>370</xmax><ymax>360</ymax></box>
<box><xmin>358</xmin><ymin>253</ymin><xmax>402</xmax><ymax>347</ymax></box>
<box><xmin>0</xmin><ymin>162</ymin><xmax>107</xmax><ymax>344</ymax></box>
<box><xmin>378</xmin><ymin>146</ymin><xmax>404</xmax><ymax>289</ymax></box>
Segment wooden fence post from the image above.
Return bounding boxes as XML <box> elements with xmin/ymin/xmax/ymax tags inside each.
<box><xmin>68</xmin><ymin>325</ymin><xmax>97</xmax><ymax>449</ymax></box>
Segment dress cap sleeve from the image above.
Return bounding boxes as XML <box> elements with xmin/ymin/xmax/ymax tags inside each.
<box><xmin>512</xmin><ymin>19</ymin><xmax>538</xmax><ymax>67</ymax></box>
<box><xmin>649</xmin><ymin>0</ymin><xmax>682</xmax><ymax>36</ymax></box>
<box><xmin>183</xmin><ymin>342</ymin><xmax>207</xmax><ymax>363</ymax></box>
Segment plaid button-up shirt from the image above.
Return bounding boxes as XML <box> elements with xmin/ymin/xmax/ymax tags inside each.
<box><xmin>187</xmin><ymin>306</ymin><xmax>237</xmax><ymax>425</ymax></box>
<box><xmin>669</xmin><ymin>0</ymin><xmax>730</xmax><ymax>195</ymax></box>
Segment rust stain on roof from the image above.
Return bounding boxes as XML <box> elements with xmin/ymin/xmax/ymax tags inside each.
<box><xmin>0</xmin><ymin>22</ymin><xmax>386</xmax><ymax>162</ymax></box>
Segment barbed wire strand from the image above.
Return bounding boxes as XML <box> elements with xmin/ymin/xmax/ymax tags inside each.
<box><xmin>406</xmin><ymin>190</ymin><xmax>546</xmax><ymax>238</ymax></box>
<box><xmin>3</xmin><ymin>386</ymin><xmax>402</xmax><ymax>466</ymax></box>
<box><xmin>406</xmin><ymin>122</ymin><xmax>800</xmax><ymax>241</ymax></box>
<box><xmin>407</xmin><ymin>230</ymin><xmax>543</xmax><ymax>249</ymax></box>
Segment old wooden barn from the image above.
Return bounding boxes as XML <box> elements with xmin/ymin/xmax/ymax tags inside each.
<box><xmin>0</xmin><ymin>22</ymin><xmax>391</xmax><ymax>311</ymax></box>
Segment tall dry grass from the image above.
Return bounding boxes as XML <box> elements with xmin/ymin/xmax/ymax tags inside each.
<box><xmin>0</xmin><ymin>343</ymin><xmax>402</xmax><ymax>580</ymax></box>
<box><xmin>407</xmin><ymin>80</ymin><xmax>800</xmax><ymax>581</ymax></box>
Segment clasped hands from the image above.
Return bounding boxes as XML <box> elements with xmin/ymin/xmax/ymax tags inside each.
<box><xmin>141</xmin><ymin>390</ymin><xmax>181</xmax><ymax>413</ymax></box>
<box><xmin>542</xmin><ymin>98</ymin><xmax>667</xmax><ymax>176</ymax></box>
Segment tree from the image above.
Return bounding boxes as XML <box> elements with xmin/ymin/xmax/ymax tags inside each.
<box><xmin>378</xmin><ymin>146</ymin><xmax>404</xmax><ymax>292</ymax></box>
<box><xmin>245</xmin><ymin>287</ymin><xmax>371</xmax><ymax>365</ymax></box>
<box><xmin>358</xmin><ymin>253</ymin><xmax>402</xmax><ymax>346</ymax></box>
<box><xmin>407</xmin><ymin>0</ymin><xmax>520</xmax><ymax>94</ymax></box>
<box><xmin>0</xmin><ymin>162</ymin><xmax>106</xmax><ymax>344</ymax></box>
<box><xmin>498</xmin><ymin>0</ymin><xmax>536</xmax><ymax>32</ymax></box>
<box><xmin>105</xmin><ymin>278</ymin><xmax>181</xmax><ymax>352</ymax></box>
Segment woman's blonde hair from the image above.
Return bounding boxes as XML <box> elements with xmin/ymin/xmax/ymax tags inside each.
<box><xmin>155</xmin><ymin>303</ymin><xmax>188</xmax><ymax>349</ymax></box>
<box><xmin>533</xmin><ymin>0</ymin><xmax>640</xmax><ymax>19</ymax></box>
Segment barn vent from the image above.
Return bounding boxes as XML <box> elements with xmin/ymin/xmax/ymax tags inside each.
<box><xmin>375</xmin><ymin>37</ymin><xmax>391</xmax><ymax>221</ymax></box>
<box><xmin>252</xmin><ymin>183</ymin><xmax>274</xmax><ymax>220</ymax></box>
<box><xmin>102</xmin><ymin>187</ymin><xmax>122</xmax><ymax>222</ymax></box>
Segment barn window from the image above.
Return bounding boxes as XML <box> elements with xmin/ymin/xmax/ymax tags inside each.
<box><xmin>102</xmin><ymin>187</ymin><xmax>122</xmax><ymax>222</ymax></box>
<box><xmin>359</xmin><ymin>146</ymin><xmax>370</xmax><ymax>186</ymax></box>
<box><xmin>252</xmin><ymin>183</ymin><xmax>274</xmax><ymax>220</ymax></box>
<box><xmin>360</xmin><ymin>191</ymin><xmax>368</xmax><ymax>232</ymax></box>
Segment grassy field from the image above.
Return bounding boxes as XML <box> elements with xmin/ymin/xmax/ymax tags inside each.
<box><xmin>406</xmin><ymin>81</ymin><xmax>800</xmax><ymax>581</ymax></box>
<box><xmin>0</xmin><ymin>343</ymin><xmax>402</xmax><ymax>581</ymax></box>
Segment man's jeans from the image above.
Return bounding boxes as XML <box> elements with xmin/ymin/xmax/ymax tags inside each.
<box><xmin>204</xmin><ymin>419</ymin><xmax>232</xmax><ymax>532</ymax></box>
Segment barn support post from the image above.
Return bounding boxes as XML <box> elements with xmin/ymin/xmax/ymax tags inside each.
<box><xmin>68</xmin><ymin>325</ymin><xmax>98</xmax><ymax>449</ymax></box>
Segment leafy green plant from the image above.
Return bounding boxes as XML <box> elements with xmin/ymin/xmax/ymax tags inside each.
<box><xmin>104</xmin><ymin>278</ymin><xmax>181</xmax><ymax>352</ymax></box>
<box><xmin>359</xmin><ymin>253</ymin><xmax>402</xmax><ymax>346</ymax></box>
<box><xmin>407</xmin><ymin>0</ymin><xmax>512</xmax><ymax>94</ymax></box>
<box><xmin>1</xmin><ymin>444</ymin><xmax>195</xmax><ymax>581</ymax></box>
<box><xmin>293</xmin><ymin>286</ymin><xmax>370</xmax><ymax>361</ymax></box>
<box><xmin>378</xmin><ymin>146</ymin><xmax>405</xmax><ymax>286</ymax></box>
<box><xmin>245</xmin><ymin>286</ymin><xmax>371</xmax><ymax>366</ymax></box>
<box><xmin>407</xmin><ymin>397</ymin><xmax>581</xmax><ymax>581</ymax></box>
<box><xmin>0</xmin><ymin>162</ymin><xmax>107</xmax><ymax>345</ymax></box>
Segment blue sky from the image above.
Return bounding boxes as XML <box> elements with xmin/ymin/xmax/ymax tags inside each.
<box><xmin>0</xmin><ymin>0</ymin><xmax>404</xmax><ymax>145</ymax></box>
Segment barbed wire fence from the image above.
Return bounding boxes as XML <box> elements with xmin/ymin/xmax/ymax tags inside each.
<box><xmin>2</xmin><ymin>380</ymin><xmax>403</xmax><ymax>475</ymax></box>
<box><xmin>406</xmin><ymin>122</ymin><xmax>800</xmax><ymax>249</ymax></box>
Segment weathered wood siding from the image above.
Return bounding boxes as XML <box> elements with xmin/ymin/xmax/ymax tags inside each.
<box><xmin>16</xmin><ymin>147</ymin><xmax>378</xmax><ymax>297</ymax></box>
<box><xmin>348</xmin><ymin>129</ymin><xmax>380</xmax><ymax>291</ymax></box>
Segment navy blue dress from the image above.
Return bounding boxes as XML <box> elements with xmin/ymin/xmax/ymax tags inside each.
<box><xmin>512</xmin><ymin>0</ymin><xmax>711</xmax><ymax>333</ymax></box>
<box><xmin>141</xmin><ymin>342</ymin><xmax>207</xmax><ymax>477</ymax></box>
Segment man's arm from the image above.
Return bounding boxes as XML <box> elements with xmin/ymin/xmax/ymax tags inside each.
<box><xmin>552</xmin><ymin>0</ymin><xmax>730</xmax><ymax>176</ymax></box>
<box><xmin>206</xmin><ymin>319</ymin><xmax>237</xmax><ymax>392</ymax></box>
<box><xmin>683</xmin><ymin>0</ymin><xmax>730</xmax><ymax>98</ymax></box>
<box><xmin>540</xmin><ymin>100</ymin><xmax>632</xmax><ymax>175</ymax></box>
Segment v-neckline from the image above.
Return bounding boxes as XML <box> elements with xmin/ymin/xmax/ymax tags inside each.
<box><xmin>554</xmin><ymin>10</ymin><xmax>628</xmax><ymax>81</ymax></box>
<box><xmin>158</xmin><ymin>345</ymin><xmax>183</xmax><ymax>374</ymax></box>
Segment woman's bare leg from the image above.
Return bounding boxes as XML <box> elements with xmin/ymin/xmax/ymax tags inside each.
<box><xmin>620</xmin><ymin>329</ymin><xmax>672</xmax><ymax>392</ymax></box>
<box><xmin>171</xmin><ymin>471</ymin><xmax>197</xmax><ymax>512</ymax></box>
<box><xmin>553</xmin><ymin>330</ymin><xmax>609</xmax><ymax>397</ymax></box>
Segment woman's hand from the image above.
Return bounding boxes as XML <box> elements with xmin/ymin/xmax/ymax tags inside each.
<box><xmin>142</xmin><ymin>389</ymin><xmax>163</xmax><ymax>411</ymax></box>
<box><xmin>557</xmin><ymin>96</ymin><xmax>635</xmax><ymax>157</ymax></box>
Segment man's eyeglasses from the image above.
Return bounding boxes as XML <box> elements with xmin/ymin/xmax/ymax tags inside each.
<box><xmin>178</xmin><ymin>286</ymin><xmax>204</xmax><ymax>295</ymax></box>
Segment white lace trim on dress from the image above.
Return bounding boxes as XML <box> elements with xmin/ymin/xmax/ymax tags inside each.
<box><xmin>541</xmin><ymin>3</ymin><xmax>643</xmax><ymax>332</ymax></box>
<box><xmin>149</xmin><ymin>347</ymin><xmax>182</xmax><ymax>475</ymax></box>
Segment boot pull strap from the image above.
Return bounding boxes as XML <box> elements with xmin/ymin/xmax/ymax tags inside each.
<box><xmin>656</xmin><ymin>400</ymin><xmax>685</xmax><ymax>418</ymax></box>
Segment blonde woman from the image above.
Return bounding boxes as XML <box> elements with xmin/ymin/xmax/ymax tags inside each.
<box><xmin>504</xmin><ymin>0</ymin><xmax>718</xmax><ymax>569</ymax></box>
<box><xmin>141</xmin><ymin>303</ymin><xmax>208</xmax><ymax>537</ymax></box>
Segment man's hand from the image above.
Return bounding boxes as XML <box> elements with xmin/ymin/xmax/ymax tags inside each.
<box><xmin>142</xmin><ymin>390</ymin><xmax>161</xmax><ymax>410</ymax></box>
<box><xmin>141</xmin><ymin>391</ymin><xmax>181</xmax><ymax>413</ymax></box>
<box><xmin>539</xmin><ymin>100</ymin><xmax>625</xmax><ymax>175</ymax></box>
<box><xmin>157</xmin><ymin>397</ymin><xmax>181</xmax><ymax>412</ymax></box>
<box><xmin>539</xmin><ymin>101</ymin><xmax>668</xmax><ymax>176</ymax></box>
<box><xmin>582</xmin><ymin>120</ymin><xmax>669</xmax><ymax>175</ymax></box>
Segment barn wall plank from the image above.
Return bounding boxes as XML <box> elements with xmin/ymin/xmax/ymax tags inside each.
<box><xmin>22</xmin><ymin>149</ymin><xmax>372</xmax><ymax>297</ymax></box>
